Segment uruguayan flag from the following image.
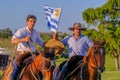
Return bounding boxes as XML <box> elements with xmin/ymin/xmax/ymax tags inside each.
<box><xmin>44</xmin><ymin>5</ymin><xmax>61</xmax><ymax>33</ymax></box>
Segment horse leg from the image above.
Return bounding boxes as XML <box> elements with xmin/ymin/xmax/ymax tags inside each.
<box><xmin>88</xmin><ymin>67</ymin><xmax>97</xmax><ymax>80</ymax></box>
<box><xmin>43</xmin><ymin>71</ymin><xmax>53</xmax><ymax>80</ymax></box>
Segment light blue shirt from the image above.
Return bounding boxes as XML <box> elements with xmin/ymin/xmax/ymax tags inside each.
<box><xmin>61</xmin><ymin>34</ymin><xmax>93</xmax><ymax>58</ymax></box>
<box><xmin>12</xmin><ymin>27</ymin><xmax>44</xmax><ymax>52</ymax></box>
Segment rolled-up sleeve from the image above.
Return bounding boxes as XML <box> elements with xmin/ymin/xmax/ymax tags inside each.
<box><xmin>11</xmin><ymin>29</ymin><xmax>23</xmax><ymax>40</ymax></box>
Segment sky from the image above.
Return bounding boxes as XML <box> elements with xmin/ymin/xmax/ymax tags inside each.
<box><xmin>0</xmin><ymin>0</ymin><xmax>108</xmax><ymax>33</ymax></box>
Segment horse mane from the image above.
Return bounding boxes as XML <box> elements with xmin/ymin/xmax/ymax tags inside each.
<box><xmin>32</xmin><ymin>53</ymin><xmax>43</xmax><ymax>68</ymax></box>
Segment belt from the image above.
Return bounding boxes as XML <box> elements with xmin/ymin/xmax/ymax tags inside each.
<box><xmin>17</xmin><ymin>51</ymin><xmax>30</xmax><ymax>55</ymax></box>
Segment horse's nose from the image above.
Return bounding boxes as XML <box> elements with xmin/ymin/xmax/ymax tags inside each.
<box><xmin>98</xmin><ymin>67</ymin><xmax>105</xmax><ymax>73</ymax></box>
<box><xmin>50</xmin><ymin>60</ymin><xmax>56</xmax><ymax>70</ymax></box>
<box><xmin>50</xmin><ymin>60</ymin><xmax>56</xmax><ymax>66</ymax></box>
<box><xmin>101</xmin><ymin>67</ymin><xmax>105</xmax><ymax>73</ymax></box>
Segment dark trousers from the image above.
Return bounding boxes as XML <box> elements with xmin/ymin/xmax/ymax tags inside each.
<box><xmin>58</xmin><ymin>55</ymin><xmax>84</xmax><ymax>80</ymax></box>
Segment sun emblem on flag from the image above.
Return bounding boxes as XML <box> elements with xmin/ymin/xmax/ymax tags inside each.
<box><xmin>54</xmin><ymin>9</ymin><xmax>61</xmax><ymax>17</ymax></box>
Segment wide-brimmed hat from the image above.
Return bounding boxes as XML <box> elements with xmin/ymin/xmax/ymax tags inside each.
<box><xmin>68</xmin><ymin>23</ymin><xmax>86</xmax><ymax>31</ymax></box>
<box><xmin>44</xmin><ymin>39</ymin><xmax>65</xmax><ymax>55</ymax></box>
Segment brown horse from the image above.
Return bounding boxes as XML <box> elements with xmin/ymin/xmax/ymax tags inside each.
<box><xmin>53</xmin><ymin>40</ymin><xmax>105</xmax><ymax>80</ymax></box>
<box><xmin>1</xmin><ymin>52</ymin><xmax>56</xmax><ymax>80</ymax></box>
<box><xmin>1</xmin><ymin>39</ymin><xmax>64</xmax><ymax>80</ymax></box>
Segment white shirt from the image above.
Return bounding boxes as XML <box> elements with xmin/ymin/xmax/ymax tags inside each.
<box><xmin>62</xmin><ymin>34</ymin><xmax>93</xmax><ymax>57</ymax></box>
<box><xmin>12</xmin><ymin>27</ymin><xmax>44</xmax><ymax>52</ymax></box>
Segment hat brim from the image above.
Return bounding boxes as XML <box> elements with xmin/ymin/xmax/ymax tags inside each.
<box><xmin>68</xmin><ymin>27</ymin><xmax>86</xmax><ymax>31</ymax></box>
<box><xmin>44</xmin><ymin>39</ymin><xmax>65</xmax><ymax>55</ymax></box>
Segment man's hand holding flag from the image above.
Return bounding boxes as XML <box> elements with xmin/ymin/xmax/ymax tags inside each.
<box><xmin>43</xmin><ymin>5</ymin><xmax>64</xmax><ymax>56</ymax></box>
<box><xmin>44</xmin><ymin>5</ymin><xmax>62</xmax><ymax>33</ymax></box>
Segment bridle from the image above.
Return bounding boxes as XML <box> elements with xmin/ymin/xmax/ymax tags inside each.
<box><xmin>87</xmin><ymin>44</ymin><xmax>105</xmax><ymax>80</ymax></box>
<box><xmin>41</xmin><ymin>53</ymin><xmax>55</xmax><ymax>72</ymax></box>
<box><xmin>30</xmin><ymin>52</ymin><xmax>56</xmax><ymax>80</ymax></box>
<box><xmin>78</xmin><ymin>44</ymin><xmax>105</xmax><ymax>80</ymax></box>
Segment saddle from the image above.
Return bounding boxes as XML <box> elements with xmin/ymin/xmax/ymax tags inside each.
<box><xmin>60</xmin><ymin>56</ymin><xmax>84</xmax><ymax>77</ymax></box>
<box><xmin>15</xmin><ymin>53</ymin><xmax>36</xmax><ymax>80</ymax></box>
<box><xmin>18</xmin><ymin>58</ymin><xmax>33</xmax><ymax>79</ymax></box>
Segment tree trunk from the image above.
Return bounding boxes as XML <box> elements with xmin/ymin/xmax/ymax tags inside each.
<box><xmin>114</xmin><ymin>56</ymin><xmax>119</xmax><ymax>70</ymax></box>
<box><xmin>112</xmin><ymin>49</ymin><xmax>119</xmax><ymax>70</ymax></box>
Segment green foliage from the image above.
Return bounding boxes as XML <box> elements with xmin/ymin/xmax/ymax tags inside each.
<box><xmin>0</xmin><ymin>28</ymin><xmax>13</xmax><ymax>38</ymax></box>
<box><xmin>82</xmin><ymin>8</ymin><xmax>97</xmax><ymax>25</ymax></box>
<box><xmin>82</xmin><ymin>29</ymin><xmax>104</xmax><ymax>41</ymax></box>
<box><xmin>40</xmin><ymin>33</ymin><xmax>52</xmax><ymax>42</ymax></box>
<box><xmin>115</xmin><ymin>26</ymin><xmax>120</xmax><ymax>38</ymax></box>
<box><xmin>82</xmin><ymin>0</ymin><xmax>120</xmax><ymax>61</ymax></box>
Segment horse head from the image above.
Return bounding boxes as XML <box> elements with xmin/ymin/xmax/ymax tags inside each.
<box><xmin>28</xmin><ymin>50</ymin><xmax>56</xmax><ymax>80</ymax></box>
<box><xmin>38</xmin><ymin>43</ymin><xmax>64</xmax><ymax>80</ymax></box>
<box><xmin>43</xmin><ymin>39</ymin><xmax>65</xmax><ymax>72</ymax></box>
<box><xmin>85</xmin><ymin>40</ymin><xmax>105</xmax><ymax>73</ymax></box>
<box><xmin>42</xmin><ymin>48</ymin><xmax>56</xmax><ymax>71</ymax></box>
<box><xmin>41</xmin><ymin>39</ymin><xmax>65</xmax><ymax>80</ymax></box>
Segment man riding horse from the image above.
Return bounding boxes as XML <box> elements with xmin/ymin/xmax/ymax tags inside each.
<box><xmin>54</xmin><ymin>23</ymin><xmax>93</xmax><ymax>80</ymax></box>
<box><xmin>10</xmin><ymin>14</ymin><xmax>65</xmax><ymax>80</ymax></box>
<box><xmin>10</xmin><ymin>15</ymin><xmax>46</xmax><ymax>80</ymax></box>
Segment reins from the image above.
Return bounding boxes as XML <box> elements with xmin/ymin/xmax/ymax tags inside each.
<box><xmin>27</xmin><ymin>42</ymin><xmax>41</xmax><ymax>80</ymax></box>
<box><xmin>29</xmin><ymin>53</ymin><xmax>49</xmax><ymax>80</ymax></box>
<box><xmin>64</xmin><ymin>60</ymin><xmax>84</xmax><ymax>80</ymax></box>
<box><xmin>29</xmin><ymin>49</ymin><xmax>55</xmax><ymax>80</ymax></box>
<box><xmin>30</xmin><ymin>64</ymin><xmax>41</xmax><ymax>80</ymax></box>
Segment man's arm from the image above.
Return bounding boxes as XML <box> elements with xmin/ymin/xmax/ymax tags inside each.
<box><xmin>83</xmin><ymin>47</ymin><xmax>92</xmax><ymax>62</ymax></box>
<box><xmin>11</xmin><ymin>36</ymin><xmax>31</xmax><ymax>44</ymax></box>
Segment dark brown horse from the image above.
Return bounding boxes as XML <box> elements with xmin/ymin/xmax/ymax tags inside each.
<box><xmin>53</xmin><ymin>40</ymin><xmax>105</xmax><ymax>80</ymax></box>
<box><xmin>1</xmin><ymin>52</ymin><xmax>56</xmax><ymax>80</ymax></box>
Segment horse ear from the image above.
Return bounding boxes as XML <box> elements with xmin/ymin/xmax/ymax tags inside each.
<box><xmin>92</xmin><ymin>39</ymin><xmax>95</xmax><ymax>45</ymax></box>
<box><xmin>93</xmin><ymin>39</ymin><xmax>97</xmax><ymax>45</ymax></box>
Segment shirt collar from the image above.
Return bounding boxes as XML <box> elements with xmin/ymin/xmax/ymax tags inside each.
<box><xmin>72</xmin><ymin>34</ymin><xmax>84</xmax><ymax>40</ymax></box>
<box><xmin>26</xmin><ymin>26</ymin><xmax>32</xmax><ymax>33</ymax></box>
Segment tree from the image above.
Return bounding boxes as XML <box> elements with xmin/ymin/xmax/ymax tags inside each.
<box><xmin>82</xmin><ymin>0</ymin><xmax>120</xmax><ymax>70</ymax></box>
<box><xmin>0</xmin><ymin>28</ymin><xmax>13</xmax><ymax>38</ymax></box>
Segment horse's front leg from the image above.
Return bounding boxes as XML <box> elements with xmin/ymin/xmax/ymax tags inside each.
<box><xmin>44</xmin><ymin>71</ymin><xmax>53</xmax><ymax>80</ymax></box>
<box><xmin>88</xmin><ymin>67</ymin><xmax>97</xmax><ymax>80</ymax></box>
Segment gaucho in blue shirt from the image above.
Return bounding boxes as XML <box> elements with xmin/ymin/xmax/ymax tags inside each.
<box><xmin>58</xmin><ymin>23</ymin><xmax>93</xmax><ymax>80</ymax></box>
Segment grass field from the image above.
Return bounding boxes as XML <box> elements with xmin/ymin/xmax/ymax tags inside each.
<box><xmin>102</xmin><ymin>71</ymin><xmax>120</xmax><ymax>80</ymax></box>
<box><xmin>101</xmin><ymin>54</ymin><xmax>120</xmax><ymax>80</ymax></box>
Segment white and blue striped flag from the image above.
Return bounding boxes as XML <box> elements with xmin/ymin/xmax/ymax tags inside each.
<box><xmin>44</xmin><ymin>5</ymin><xmax>62</xmax><ymax>33</ymax></box>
